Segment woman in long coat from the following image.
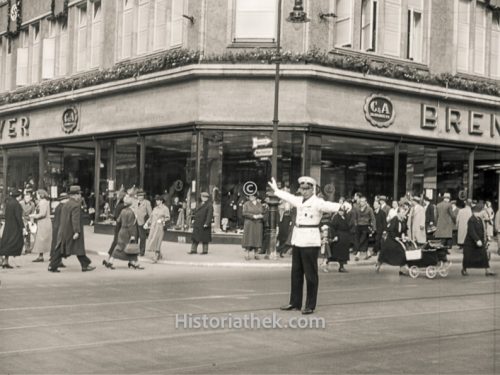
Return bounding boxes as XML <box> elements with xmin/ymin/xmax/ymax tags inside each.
<box><xmin>146</xmin><ymin>195</ymin><xmax>170</xmax><ymax>262</ymax></box>
<box><xmin>104</xmin><ymin>196</ymin><xmax>143</xmax><ymax>269</ymax></box>
<box><xmin>376</xmin><ymin>207</ymin><xmax>408</xmax><ymax>272</ymax></box>
<box><xmin>30</xmin><ymin>190</ymin><xmax>53</xmax><ymax>263</ymax></box>
<box><xmin>462</xmin><ymin>204</ymin><xmax>495</xmax><ymax>276</ymax></box>
<box><xmin>107</xmin><ymin>191</ymin><xmax>126</xmax><ymax>257</ymax></box>
<box><xmin>408</xmin><ymin>197</ymin><xmax>426</xmax><ymax>245</ymax></box>
<box><xmin>328</xmin><ymin>203</ymin><xmax>353</xmax><ymax>272</ymax></box>
<box><xmin>0</xmin><ymin>190</ymin><xmax>24</xmax><ymax>268</ymax></box>
<box><xmin>189</xmin><ymin>192</ymin><xmax>213</xmax><ymax>255</ymax></box>
<box><xmin>241</xmin><ymin>194</ymin><xmax>264</xmax><ymax>260</ymax></box>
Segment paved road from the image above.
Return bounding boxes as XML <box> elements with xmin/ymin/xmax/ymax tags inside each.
<box><xmin>0</xmin><ymin>256</ymin><xmax>499</xmax><ymax>374</ymax></box>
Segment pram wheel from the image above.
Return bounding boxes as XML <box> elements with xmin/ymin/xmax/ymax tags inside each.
<box><xmin>425</xmin><ymin>265</ymin><xmax>437</xmax><ymax>279</ymax></box>
<box><xmin>409</xmin><ymin>266</ymin><xmax>419</xmax><ymax>279</ymax></box>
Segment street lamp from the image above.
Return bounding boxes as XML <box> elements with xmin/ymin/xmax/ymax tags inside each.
<box><xmin>268</xmin><ymin>0</ymin><xmax>310</xmax><ymax>259</ymax></box>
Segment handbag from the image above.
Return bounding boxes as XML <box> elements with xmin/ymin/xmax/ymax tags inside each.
<box><xmin>124</xmin><ymin>239</ymin><xmax>140</xmax><ymax>255</ymax></box>
<box><xmin>28</xmin><ymin>222</ymin><xmax>38</xmax><ymax>234</ymax></box>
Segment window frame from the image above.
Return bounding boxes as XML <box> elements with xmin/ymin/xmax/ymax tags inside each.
<box><xmin>232</xmin><ymin>0</ymin><xmax>279</xmax><ymax>44</ymax></box>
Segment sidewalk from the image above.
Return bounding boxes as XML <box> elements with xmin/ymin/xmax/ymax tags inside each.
<box><xmin>83</xmin><ymin>227</ymin><xmax>499</xmax><ymax>269</ymax></box>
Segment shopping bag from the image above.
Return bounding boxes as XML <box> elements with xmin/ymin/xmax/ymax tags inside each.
<box><xmin>124</xmin><ymin>240</ymin><xmax>140</xmax><ymax>255</ymax></box>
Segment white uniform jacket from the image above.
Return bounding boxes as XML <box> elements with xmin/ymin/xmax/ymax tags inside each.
<box><xmin>274</xmin><ymin>190</ymin><xmax>341</xmax><ymax>247</ymax></box>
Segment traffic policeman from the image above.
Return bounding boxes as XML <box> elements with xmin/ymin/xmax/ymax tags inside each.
<box><xmin>268</xmin><ymin>176</ymin><xmax>340</xmax><ymax>314</ymax></box>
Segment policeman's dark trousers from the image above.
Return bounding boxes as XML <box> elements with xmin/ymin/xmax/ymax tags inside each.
<box><xmin>289</xmin><ymin>246</ymin><xmax>320</xmax><ymax>310</ymax></box>
<box><xmin>49</xmin><ymin>247</ymin><xmax>91</xmax><ymax>270</ymax></box>
<box><xmin>191</xmin><ymin>241</ymin><xmax>209</xmax><ymax>254</ymax></box>
<box><xmin>137</xmin><ymin>225</ymin><xmax>148</xmax><ymax>256</ymax></box>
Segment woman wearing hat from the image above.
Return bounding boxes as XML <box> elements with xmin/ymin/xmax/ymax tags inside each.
<box><xmin>327</xmin><ymin>202</ymin><xmax>353</xmax><ymax>272</ymax></box>
<box><xmin>106</xmin><ymin>190</ymin><xmax>127</xmax><ymax>257</ymax></box>
<box><xmin>376</xmin><ymin>207</ymin><xmax>408</xmax><ymax>274</ymax></box>
<box><xmin>462</xmin><ymin>203</ymin><xmax>496</xmax><ymax>276</ymax></box>
<box><xmin>30</xmin><ymin>189</ymin><xmax>53</xmax><ymax>263</ymax></box>
<box><xmin>145</xmin><ymin>195</ymin><xmax>170</xmax><ymax>263</ymax></box>
<box><xmin>241</xmin><ymin>192</ymin><xmax>264</xmax><ymax>260</ymax></box>
<box><xmin>103</xmin><ymin>195</ymin><xmax>143</xmax><ymax>270</ymax></box>
<box><xmin>0</xmin><ymin>189</ymin><xmax>24</xmax><ymax>268</ymax></box>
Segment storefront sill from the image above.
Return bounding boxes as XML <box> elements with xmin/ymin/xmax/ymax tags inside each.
<box><xmin>0</xmin><ymin>64</ymin><xmax>498</xmax><ymax>116</ymax></box>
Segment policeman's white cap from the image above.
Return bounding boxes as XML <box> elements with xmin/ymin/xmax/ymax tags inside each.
<box><xmin>298</xmin><ymin>176</ymin><xmax>316</xmax><ymax>186</ymax></box>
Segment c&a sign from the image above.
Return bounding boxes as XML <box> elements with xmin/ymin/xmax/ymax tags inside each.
<box><xmin>364</xmin><ymin>94</ymin><xmax>396</xmax><ymax>128</ymax></box>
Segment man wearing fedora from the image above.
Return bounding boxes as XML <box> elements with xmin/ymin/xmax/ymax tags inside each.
<box><xmin>188</xmin><ymin>192</ymin><xmax>214</xmax><ymax>255</ymax></box>
<box><xmin>268</xmin><ymin>176</ymin><xmax>340</xmax><ymax>315</ymax></box>
<box><xmin>49</xmin><ymin>185</ymin><xmax>95</xmax><ymax>272</ymax></box>
<box><xmin>435</xmin><ymin>192</ymin><xmax>455</xmax><ymax>247</ymax></box>
<box><xmin>132</xmin><ymin>189</ymin><xmax>152</xmax><ymax>256</ymax></box>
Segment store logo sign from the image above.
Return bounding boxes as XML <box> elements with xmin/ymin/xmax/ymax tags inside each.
<box><xmin>364</xmin><ymin>94</ymin><xmax>395</xmax><ymax>128</ymax></box>
<box><xmin>62</xmin><ymin>106</ymin><xmax>78</xmax><ymax>134</ymax></box>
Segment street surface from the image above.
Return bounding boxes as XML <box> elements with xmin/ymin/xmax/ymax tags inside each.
<box><xmin>0</xmin><ymin>253</ymin><xmax>499</xmax><ymax>374</ymax></box>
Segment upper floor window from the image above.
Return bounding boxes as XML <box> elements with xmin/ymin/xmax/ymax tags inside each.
<box><xmin>16</xmin><ymin>29</ymin><xmax>29</xmax><ymax>86</ymax></box>
<box><xmin>473</xmin><ymin>2</ymin><xmax>487</xmax><ymax>74</ymax></box>
<box><xmin>234</xmin><ymin>0</ymin><xmax>278</xmax><ymax>42</ymax></box>
<box><xmin>335</xmin><ymin>0</ymin><xmax>353</xmax><ymax>47</ymax></box>
<box><xmin>90</xmin><ymin>0</ymin><xmax>103</xmax><ymax>67</ymax></box>
<box><xmin>76</xmin><ymin>3</ymin><xmax>88</xmax><ymax>72</ymax></box>
<box><xmin>361</xmin><ymin>0</ymin><xmax>378</xmax><ymax>52</ymax></box>
<box><xmin>407</xmin><ymin>0</ymin><xmax>423</xmax><ymax>62</ymax></box>
<box><xmin>491</xmin><ymin>12</ymin><xmax>500</xmax><ymax>78</ymax></box>
<box><xmin>31</xmin><ymin>23</ymin><xmax>41</xmax><ymax>84</ymax></box>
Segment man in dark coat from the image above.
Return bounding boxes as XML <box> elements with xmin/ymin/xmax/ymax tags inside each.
<box><xmin>462</xmin><ymin>203</ymin><xmax>495</xmax><ymax>276</ymax></box>
<box><xmin>188</xmin><ymin>192</ymin><xmax>214</xmax><ymax>255</ymax></box>
<box><xmin>0</xmin><ymin>189</ymin><xmax>25</xmax><ymax>268</ymax></box>
<box><xmin>435</xmin><ymin>193</ymin><xmax>455</xmax><ymax>247</ymax></box>
<box><xmin>49</xmin><ymin>193</ymin><xmax>69</xmax><ymax>268</ymax></box>
<box><xmin>373</xmin><ymin>200</ymin><xmax>387</xmax><ymax>255</ymax></box>
<box><xmin>424</xmin><ymin>195</ymin><xmax>436</xmax><ymax>240</ymax></box>
<box><xmin>48</xmin><ymin>185</ymin><xmax>95</xmax><ymax>272</ymax></box>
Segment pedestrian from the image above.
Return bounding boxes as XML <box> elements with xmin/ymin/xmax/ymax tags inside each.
<box><xmin>407</xmin><ymin>196</ymin><xmax>426</xmax><ymax>246</ymax></box>
<box><xmin>30</xmin><ymin>189</ymin><xmax>53</xmax><ymax>263</ymax></box>
<box><xmin>327</xmin><ymin>202</ymin><xmax>353</xmax><ymax>272</ymax></box>
<box><xmin>145</xmin><ymin>195</ymin><xmax>170</xmax><ymax>263</ymax></box>
<box><xmin>106</xmin><ymin>190</ymin><xmax>127</xmax><ymax>257</ymax></box>
<box><xmin>387</xmin><ymin>200</ymin><xmax>398</xmax><ymax>222</ymax></box>
<box><xmin>241</xmin><ymin>193</ymin><xmax>264</xmax><ymax>260</ymax></box>
<box><xmin>132</xmin><ymin>189</ymin><xmax>152</xmax><ymax>256</ymax></box>
<box><xmin>49</xmin><ymin>192</ymin><xmax>68</xmax><ymax>269</ymax></box>
<box><xmin>48</xmin><ymin>185</ymin><xmax>95</xmax><ymax>273</ymax></box>
<box><xmin>495</xmin><ymin>205</ymin><xmax>500</xmax><ymax>255</ymax></box>
<box><xmin>435</xmin><ymin>193</ymin><xmax>455</xmax><ymax>247</ymax></box>
<box><xmin>269</xmin><ymin>176</ymin><xmax>340</xmax><ymax>315</ymax></box>
<box><xmin>456</xmin><ymin>199</ymin><xmax>473</xmax><ymax>249</ymax></box>
<box><xmin>379</xmin><ymin>196</ymin><xmax>391</xmax><ymax>216</ymax></box>
<box><xmin>375</xmin><ymin>207</ymin><xmax>408</xmax><ymax>275</ymax></box>
<box><xmin>277</xmin><ymin>189</ymin><xmax>293</xmax><ymax>257</ymax></box>
<box><xmin>423</xmin><ymin>195</ymin><xmax>437</xmax><ymax>240</ymax></box>
<box><xmin>352</xmin><ymin>195</ymin><xmax>376</xmax><ymax>261</ymax></box>
<box><xmin>484</xmin><ymin>200</ymin><xmax>495</xmax><ymax>241</ymax></box>
<box><xmin>103</xmin><ymin>195</ymin><xmax>144</xmax><ymax>270</ymax></box>
<box><xmin>20</xmin><ymin>191</ymin><xmax>35</xmax><ymax>254</ymax></box>
<box><xmin>461</xmin><ymin>203</ymin><xmax>496</xmax><ymax>277</ymax></box>
<box><xmin>450</xmin><ymin>200</ymin><xmax>459</xmax><ymax>246</ymax></box>
<box><xmin>373</xmin><ymin>199</ymin><xmax>387</xmax><ymax>255</ymax></box>
<box><xmin>0</xmin><ymin>189</ymin><xmax>24</xmax><ymax>269</ymax></box>
<box><xmin>188</xmin><ymin>192</ymin><xmax>214</xmax><ymax>255</ymax></box>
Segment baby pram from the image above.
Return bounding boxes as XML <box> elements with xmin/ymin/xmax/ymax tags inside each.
<box><xmin>397</xmin><ymin>239</ymin><xmax>451</xmax><ymax>279</ymax></box>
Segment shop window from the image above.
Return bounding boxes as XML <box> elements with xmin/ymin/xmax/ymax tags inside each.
<box><xmin>436</xmin><ymin>147</ymin><xmax>469</xmax><ymax>201</ymax></box>
<box><xmin>457</xmin><ymin>0</ymin><xmax>470</xmax><ymax>72</ymax></box>
<box><xmin>6</xmin><ymin>147</ymin><xmax>39</xmax><ymax>191</ymax></box>
<box><xmin>321</xmin><ymin>135</ymin><xmax>394</xmax><ymax>203</ymax></box>
<box><xmin>334</xmin><ymin>0</ymin><xmax>353</xmax><ymax>48</ymax></box>
<box><xmin>399</xmin><ymin>144</ymin><xmax>437</xmax><ymax>201</ymax></box>
<box><xmin>361</xmin><ymin>0</ymin><xmax>377</xmax><ymax>52</ymax></box>
<box><xmin>407</xmin><ymin>0</ymin><xmax>423</xmax><ymax>62</ymax></box>
<box><xmin>233</xmin><ymin>0</ymin><xmax>278</xmax><ymax>42</ymax></box>
<box><xmin>116</xmin><ymin>138</ymin><xmax>140</xmax><ymax>191</ymax></box>
<box><xmin>144</xmin><ymin>132</ymin><xmax>195</xmax><ymax>229</ymax></box>
<box><xmin>474</xmin><ymin>151</ymin><xmax>500</xmax><ymax>210</ymax></box>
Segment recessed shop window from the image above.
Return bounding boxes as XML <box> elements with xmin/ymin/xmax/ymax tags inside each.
<box><xmin>233</xmin><ymin>0</ymin><xmax>278</xmax><ymax>43</ymax></box>
<box><xmin>116</xmin><ymin>138</ymin><xmax>140</xmax><ymax>191</ymax></box>
<box><xmin>399</xmin><ymin>144</ymin><xmax>437</xmax><ymax>200</ymax></box>
<box><xmin>320</xmin><ymin>135</ymin><xmax>394</xmax><ymax>203</ymax></box>
<box><xmin>436</xmin><ymin>147</ymin><xmax>469</xmax><ymax>201</ymax></box>
<box><xmin>473</xmin><ymin>151</ymin><xmax>500</xmax><ymax>211</ymax></box>
<box><xmin>6</xmin><ymin>147</ymin><xmax>39</xmax><ymax>191</ymax></box>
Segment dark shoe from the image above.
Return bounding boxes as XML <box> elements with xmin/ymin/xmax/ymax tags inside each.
<box><xmin>128</xmin><ymin>262</ymin><xmax>144</xmax><ymax>270</ymax></box>
<box><xmin>485</xmin><ymin>271</ymin><xmax>496</xmax><ymax>277</ymax></box>
<box><xmin>338</xmin><ymin>267</ymin><xmax>348</xmax><ymax>273</ymax></box>
<box><xmin>302</xmin><ymin>308</ymin><xmax>314</xmax><ymax>315</ymax></box>
<box><xmin>58</xmin><ymin>263</ymin><xmax>66</xmax><ymax>268</ymax></box>
<box><xmin>82</xmin><ymin>265</ymin><xmax>96</xmax><ymax>272</ymax></box>
<box><xmin>461</xmin><ymin>269</ymin><xmax>468</xmax><ymax>276</ymax></box>
<box><xmin>280</xmin><ymin>304</ymin><xmax>300</xmax><ymax>311</ymax></box>
<box><xmin>187</xmin><ymin>251</ymin><xmax>197</xmax><ymax>254</ymax></box>
<box><xmin>48</xmin><ymin>267</ymin><xmax>60</xmax><ymax>273</ymax></box>
<box><xmin>200</xmin><ymin>252</ymin><xmax>208</xmax><ymax>255</ymax></box>
<box><xmin>102</xmin><ymin>260</ymin><xmax>115</xmax><ymax>270</ymax></box>
<box><xmin>32</xmin><ymin>257</ymin><xmax>44</xmax><ymax>263</ymax></box>
<box><xmin>3</xmin><ymin>264</ymin><xmax>13</xmax><ymax>269</ymax></box>
<box><xmin>399</xmin><ymin>271</ymin><xmax>406</xmax><ymax>276</ymax></box>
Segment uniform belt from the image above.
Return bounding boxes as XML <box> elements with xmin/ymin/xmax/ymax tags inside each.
<box><xmin>295</xmin><ymin>224</ymin><xmax>319</xmax><ymax>228</ymax></box>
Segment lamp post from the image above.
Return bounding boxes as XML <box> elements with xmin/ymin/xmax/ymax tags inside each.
<box><xmin>268</xmin><ymin>0</ymin><xmax>309</xmax><ymax>259</ymax></box>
